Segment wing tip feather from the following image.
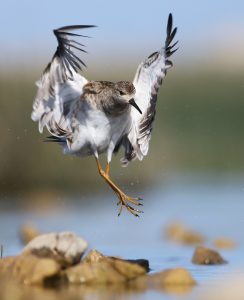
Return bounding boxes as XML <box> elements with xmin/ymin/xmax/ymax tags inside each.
<box><xmin>165</xmin><ymin>13</ymin><xmax>178</xmax><ymax>57</ymax></box>
<box><xmin>45</xmin><ymin>24</ymin><xmax>97</xmax><ymax>79</ymax></box>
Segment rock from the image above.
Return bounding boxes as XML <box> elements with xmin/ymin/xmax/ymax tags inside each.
<box><xmin>149</xmin><ymin>268</ymin><xmax>196</xmax><ymax>286</ymax></box>
<box><xmin>213</xmin><ymin>238</ymin><xmax>236</xmax><ymax>249</ymax></box>
<box><xmin>0</xmin><ymin>246</ymin><xmax>147</xmax><ymax>287</ymax></box>
<box><xmin>0</xmin><ymin>254</ymin><xmax>61</xmax><ymax>285</ymax></box>
<box><xmin>83</xmin><ymin>249</ymin><xmax>150</xmax><ymax>272</ymax></box>
<box><xmin>157</xmin><ymin>284</ymin><xmax>195</xmax><ymax>295</ymax></box>
<box><xmin>83</xmin><ymin>249</ymin><xmax>105</xmax><ymax>263</ymax></box>
<box><xmin>19</xmin><ymin>223</ymin><xmax>41</xmax><ymax>245</ymax></box>
<box><xmin>192</xmin><ymin>246</ymin><xmax>226</xmax><ymax>265</ymax></box>
<box><xmin>65</xmin><ymin>253</ymin><xmax>147</xmax><ymax>284</ymax></box>
<box><xmin>165</xmin><ymin>222</ymin><xmax>205</xmax><ymax>245</ymax></box>
<box><xmin>125</xmin><ymin>259</ymin><xmax>150</xmax><ymax>272</ymax></box>
<box><xmin>134</xmin><ymin>268</ymin><xmax>196</xmax><ymax>295</ymax></box>
<box><xmin>22</xmin><ymin>232</ymin><xmax>88</xmax><ymax>267</ymax></box>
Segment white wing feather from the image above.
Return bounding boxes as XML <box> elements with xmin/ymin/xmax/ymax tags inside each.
<box><xmin>125</xmin><ymin>14</ymin><xmax>178</xmax><ymax>163</ymax></box>
<box><xmin>31</xmin><ymin>25</ymin><xmax>95</xmax><ymax>134</ymax></box>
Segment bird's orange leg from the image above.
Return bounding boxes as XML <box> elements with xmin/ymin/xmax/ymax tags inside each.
<box><xmin>95</xmin><ymin>158</ymin><xmax>143</xmax><ymax>217</ymax></box>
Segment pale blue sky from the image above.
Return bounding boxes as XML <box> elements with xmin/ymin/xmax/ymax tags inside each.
<box><xmin>1</xmin><ymin>0</ymin><xmax>244</xmax><ymax>72</ymax></box>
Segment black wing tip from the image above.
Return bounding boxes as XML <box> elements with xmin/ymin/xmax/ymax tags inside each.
<box><xmin>54</xmin><ymin>24</ymin><xmax>97</xmax><ymax>34</ymax></box>
<box><xmin>165</xmin><ymin>13</ymin><xmax>178</xmax><ymax>57</ymax></box>
<box><xmin>168</xmin><ymin>13</ymin><xmax>173</xmax><ymax>26</ymax></box>
<box><xmin>50</xmin><ymin>24</ymin><xmax>97</xmax><ymax>75</ymax></box>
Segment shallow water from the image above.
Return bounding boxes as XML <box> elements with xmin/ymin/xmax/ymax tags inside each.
<box><xmin>1</xmin><ymin>174</ymin><xmax>244</xmax><ymax>299</ymax></box>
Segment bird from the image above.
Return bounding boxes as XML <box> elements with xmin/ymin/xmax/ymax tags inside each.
<box><xmin>31</xmin><ymin>14</ymin><xmax>178</xmax><ymax>217</ymax></box>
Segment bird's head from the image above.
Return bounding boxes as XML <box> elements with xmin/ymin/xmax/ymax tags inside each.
<box><xmin>114</xmin><ymin>81</ymin><xmax>142</xmax><ymax>114</ymax></box>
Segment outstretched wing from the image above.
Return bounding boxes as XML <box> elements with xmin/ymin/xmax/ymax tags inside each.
<box><xmin>123</xmin><ymin>13</ymin><xmax>178</xmax><ymax>165</ymax></box>
<box><xmin>31</xmin><ymin>25</ymin><xmax>95</xmax><ymax>133</ymax></box>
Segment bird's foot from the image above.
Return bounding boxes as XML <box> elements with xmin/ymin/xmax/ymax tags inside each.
<box><xmin>94</xmin><ymin>159</ymin><xmax>143</xmax><ymax>217</ymax></box>
<box><xmin>116</xmin><ymin>193</ymin><xmax>143</xmax><ymax>217</ymax></box>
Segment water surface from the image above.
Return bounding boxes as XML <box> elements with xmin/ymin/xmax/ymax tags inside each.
<box><xmin>1</xmin><ymin>174</ymin><xmax>244</xmax><ymax>299</ymax></box>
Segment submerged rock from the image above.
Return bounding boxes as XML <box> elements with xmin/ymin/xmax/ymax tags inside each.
<box><xmin>22</xmin><ymin>232</ymin><xmax>88</xmax><ymax>267</ymax></box>
<box><xmin>165</xmin><ymin>222</ymin><xmax>205</xmax><ymax>246</ymax></box>
<box><xmin>19</xmin><ymin>223</ymin><xmax>41</xmax><ymax>245</ymax></box>
<box><xmin>192</xmin><ymin>246</ymin><xmax>226</xmax><ymax>265</ymax></box>
<box><xmin>65</xmin><ymin>252</ymin><xmax>147</xmax><ymax>284</ymax></box>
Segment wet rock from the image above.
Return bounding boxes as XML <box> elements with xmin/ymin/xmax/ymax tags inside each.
<box><xmin>149</xmin><ymin>268</ymin><xmax>196</xmax><ymax>286</ymax></box>
<box><xmin>83</xmin><ymin>249</ymin><xmax>105</xmax><ymax>263</ymax></box>
<box><xmin>157</xmin><ymin>284</ymin><xmax>195</xmax><ymax>295</ymax></box>
<box><xmin>65</xmin><ymin>254</ymin><xmax>147</xmax><ymax>284</ymax></box>
<box><xmin>0</xmin><ymin>254</ymin><xmax>61</xmax><ymax>285</ymax></box>
<box><xmin>125</xmin><ymin>259</ymin><xmax>150</xmax><ymax>272</ymax></box>
<box><xmin>165</xmin><ymin>222</ymin><xmax>205</xmax><ymax>245</ymax></box>
<box><xmin>22</xmin><ymin>232</ymin><xmax>88</xmax><ymax>267</ymax></box>
<box><xmin>213</xmin><ymin>238</ymin><xmax>236</xmax><ymax>249</ymax></box>
<box><xmin>192</xmin><ymin>246</ymin><xmax>226</xmax><ymax>265</ymax></box>
<box><xmin>20</xmin><ymin>223</ymin><xmax>41</xmax><ymax>245</ymax></box>
<box><xmin>83</xmin><ymin>249</ymin><xmax>149</xmax><ymax>272</ymax></box>
<box><xmin>134</xmin><ymin>268</ymin><xmax>196</xmax><ymax>295</ymax></box>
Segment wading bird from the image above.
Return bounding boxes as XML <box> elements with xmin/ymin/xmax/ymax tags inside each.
<box><xmin>31</xmin><ymin>14</ymin><xmax>178</xmax><ymax>217</ymax></box>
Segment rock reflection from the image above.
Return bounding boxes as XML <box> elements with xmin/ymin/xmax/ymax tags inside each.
<box><xmin>0</xmin><ymin>280</ymin><xmax>194</xmax><ymax>300</ymax></box>
<box><xmin>0</xmin><ymin>280</ymin><xmax>147</xmax><ymax>300</ymax></box>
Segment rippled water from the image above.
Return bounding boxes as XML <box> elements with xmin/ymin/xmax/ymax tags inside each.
<box><xmin>1</xmin><ymin>174</ymin><xmax>244</xmax><ymax>299</ymax></box>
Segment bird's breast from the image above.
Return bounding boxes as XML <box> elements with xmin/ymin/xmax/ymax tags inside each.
<box><xmin>72</xmin><ymin>105</ymin><xmax>131</xmax><ymax>155</ymax></box>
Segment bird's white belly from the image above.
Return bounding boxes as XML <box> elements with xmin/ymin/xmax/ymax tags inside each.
<box><xmin>87</xmin><ymin>112</ymin><xmax>111</xmax><ymax>153</ymax></box>
<box><xmin>68</xmin><ymin>108</ymin><xmax>130</xmax><ymax>157</ymax></box>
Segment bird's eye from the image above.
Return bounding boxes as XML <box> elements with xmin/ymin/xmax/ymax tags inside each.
<box><xmin>119</xmin><ymin>91</ymin><xmax>125</xmax><ymax>96</ymax></box>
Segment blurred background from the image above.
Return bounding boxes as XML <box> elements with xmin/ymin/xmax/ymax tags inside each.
<box><xmin>0</xmin><ymin>0</ymin><xmax>243</xmax><ymax>207</ymax></box>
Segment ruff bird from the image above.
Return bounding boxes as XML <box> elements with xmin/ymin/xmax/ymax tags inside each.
<box><xmin>31</xmin><ymin>14</ymin><xmax>178</xmax><ymax>216</ymax></box>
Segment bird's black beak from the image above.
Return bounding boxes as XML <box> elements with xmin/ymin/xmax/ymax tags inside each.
<box><xmin>129</xmin><ymin>98</ymin><xmax>142</xmax><ymax>114</ymax></box>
